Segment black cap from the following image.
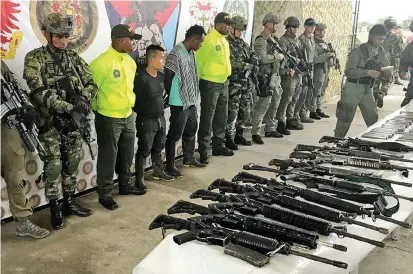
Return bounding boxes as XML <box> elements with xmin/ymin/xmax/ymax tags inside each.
<box><xmin>111</xmin><ymin>24</ymin><xmax>142</xmax><ymax>40</ymax></box>
<box><xmin>369</xmin><ymin>24</ymin><xmax>387</xmax><ymax>36</ymax></box>
<box><xmin>304</xmin><ymin>18</ymin><xmax>317</xmax><ymax>26</ymax></box>
<box><xmin>214</xmin><ymin>12</ymin><xmax>234</xmax><ymax>25</ymax></box>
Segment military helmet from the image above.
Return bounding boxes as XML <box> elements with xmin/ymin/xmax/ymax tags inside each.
<box><xmin>369</xmin><ymin>24</ymin><xmax>387</xmax><ymax>36</ymax></box>
<box><xmin>262</xmin><ymin>12</ymin><xmax>280</xmax><ymax>25</ymax></box>
<box><xmin>315</xmin><ymin>23</ymin><xmax>327</xmax><ymax>30</ymax></box>
<box><xmin>42</xmin><ymin>13</ymin><xmax>74</xmax><ymax>35</ymax></box>
<box><xmin>284</xmin><ymin>16</ymin><xmax>300</xmax><ymax>28</ymax></box>
<box><xmin>304</xmin><ymin>18</ymin><xmax>317</xmax><ymax>26</ymax></box>
<box><xmin>232</xmin><ymin>16</ymin><xmax>247</xmax><ymax>30</ymax></box>
<box><xmin>383</xmin><ymin>17</ymin><xmax>397</xmax><ymax>29</ymax></box>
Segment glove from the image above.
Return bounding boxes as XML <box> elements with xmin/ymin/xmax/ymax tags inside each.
<box><xmin>74</xmin><ymin>95</ymin><xmax>90</xmax><ymax>116</ymax></box>
<box><xmin>401</xmin><ymin>97</ymin><xmax>411</xmax><ymax>107</ymax></box>
<box><xmin>21</xmin><ymin>106</ymin><xmax>38</xmax><ymax>129</ymax></box>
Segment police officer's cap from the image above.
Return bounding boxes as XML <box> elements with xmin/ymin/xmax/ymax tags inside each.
<box><xmin>262</xmin><ymin>13</ymin><xmax>280</xmax><ymax>25</ymax></box>
<box><xmin>284</xmin><ymin>16</ymin><xmax>300</xmax><ymax>28</ymax></box>
<box><xmin>42</xmin><ymin>13</ymin><xmax>73</xmax><ymax>35</ymax></box>
<box><xmin>369</xmin><ymin>24</ymin><xmax>387</xmax><ymax>36</ymax></box>
<box><xmin>214</xmin><ymin>12</ymin><xmax>234</xmax><ymax>25</ymax></box>
<box><xmin>316</xmin><ymin>23</ymin><xmax>327</xmax><ymax>30</ymax></box>
<box><xmin>304</xmin><ymin>18</ymin><xmax>317</xmax><ymax>26</ymax></box>
<box><xmin>232</xmin><ymin>16</ymin><xmax>247</xmax><ymax>30</ymax></box>
<box><xmin>384</xmin><ymin>17</ymin><xmax>397</xmax><ymax>29</ymax></box>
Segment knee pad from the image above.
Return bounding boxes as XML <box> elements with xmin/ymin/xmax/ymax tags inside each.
<box><xmin>64</xmin><ymin>151</ymin><xmax>81</xmax><ymax>174</ymax></box>
<box><xmin>44</xmin><ymin>159</ymin><xmax>62</xmax><ymax>181</ymax></box>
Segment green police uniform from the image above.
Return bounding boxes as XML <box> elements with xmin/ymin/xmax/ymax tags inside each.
<box><xmin>334</xmin><ymin>42</ymin><xmax>389</xmax><ymax>137</ymax></box>
<box><xmin>23</xmin><ymin>13</ymin><xmax>97</xmax><ymax>229</ymax></box>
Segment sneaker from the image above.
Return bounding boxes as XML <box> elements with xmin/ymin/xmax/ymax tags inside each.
<box><xmin>15</xmin><ymin>218</ymin><xmax>50</xmax><ymax>239</ymax></box>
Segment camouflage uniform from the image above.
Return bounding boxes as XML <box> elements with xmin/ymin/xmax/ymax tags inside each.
<box><xmin>276</xmin><ymin>17</ymin><xmax>303</xmax><ymax>134</ymax></box>
<box><xmin>226</xmin><ymin>16</ymin><xmax>257</xmax><ymax>147</ymax></box>
<box><xmin>23</xmin><ymin>13</ymin><xmax>97</xmax><ymax>229</ymax></box>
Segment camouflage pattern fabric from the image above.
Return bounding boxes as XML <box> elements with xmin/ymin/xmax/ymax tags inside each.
<box><xmin>226</xmin><ymin>35</ymin><xmax>257</xmax><ymax>138</ymax></box>
<box><xmin>42</xmin><ymin>13</ymin><xmax>74</xmax><ymax>35</ymax></box>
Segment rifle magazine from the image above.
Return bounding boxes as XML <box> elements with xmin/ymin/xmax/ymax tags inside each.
<box><xmin>224</xmin><ymin>243</ymin><xmax>270</xmax><ymax>267</ymax></box>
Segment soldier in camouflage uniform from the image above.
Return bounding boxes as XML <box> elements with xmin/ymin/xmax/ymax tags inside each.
<box><xmin>373</xmin><ymin>17</ymin><xmax>403</xmax><ymax>108</ymax></box>
<box><xmin>400</xmin><ymin>20</ymin><xmax>413</xmax><ymax>107</ymax></box>
<box><xmin>225</xmin><ymin>16</ymin><xmax>256</xmax><ymax>149</ymax></box>
<box><xmin>252</xmin><ymin>12</ymin><xmax>285</xmax><ymax>144</ymax></box>
<box><xmin>276</xmin><ymin>16</ymin><xmax>303</xmax><ymax>135</ymax></box>
<box><xmin>23</xmin><ymin>13</ymin><xmax>98</xmax><ymax>229</ymax></box>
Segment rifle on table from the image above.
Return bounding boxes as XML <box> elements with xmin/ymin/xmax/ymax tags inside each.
<box><xmin>1</xmin><ymin>78</ymin><xmax>45</xmax><ymax>155</ymax></box>
<box><xmin>327</xmin><ymin>43</ymin><xmax>342</xmax><ymax>74</ymax></box>
<box><xmin>319</xmin><ymin>136</ymin><xmax>413</xmax><ymax>152</ymax></box>
<box><xmin>268</xmin><ymin>158</ymin><xmax>412</xmax><ymax>188</ymax></box>
<box><xmin>189</xmin><ymin>190</ymin><xmax>386</xmax><ymax>248</ymax></box>
<box><xmin>289</xmin><ymin>150</ymin><xmax>411</xmax><ymax>177</ymax></box>
<box><xmin>214</xmin><ymin>176</ymin><xmax>410</xmax><ymax>229</ymax></box>
<box><xmin>243</xmin><ymin>163</ymin><xmax>413</xmax><ymax>203</ymax></box>
<box><xmin>149</xmin><ymin>214</ymin><xmax>348</xmax><ymax>269</ymax></box>
<box><xmin>167</xmin><ymin>200</ymin><xmax>347</xmax><ymax>252</ymax></box>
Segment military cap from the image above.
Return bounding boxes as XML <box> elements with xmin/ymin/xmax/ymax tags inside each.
<box><xmin>262</xmin><ymin>12</ymin><xmax>280</xmax><ymax>25</ymax></box>
<box><xmin>316</xmin><ymin>23</ymin><xmax>327</xmax><ymax>30</ymax></box>
<box><xmin>42</xmin><ymin>13</ymin><xmax>73</xmax><ymax>35</ymax></box>
<box><xmin>214</xmin><ymin>12</ymin><xmax>234</xmax><ymax>25</ymax></box>
<box><xmin>232</xmin><ymin>16</ymin><xmax>247</xmax><ymax>30</ymax></box>
<box><xmin>284</xmin><ymin>16</ymin><xmax>300</xmax><ymax>28</ymax></box>
<box><xmin>384</xmin><ymin>17</ymin><xmax>397</xmax><ymax>29</ymax></box>
<box><xmin>369</xmin><ymin>24</ymin><xmax>387</xmax><ymax>36</ymax></box>
<box><xmin>111</xmin><ymin>24</ymin><xmax>142</xmax><ymax>40</ymax></box>
<box><xmin>304</xmin><ymin>18</ymin><xmax>317</xmax><ymax>26</ymax></box>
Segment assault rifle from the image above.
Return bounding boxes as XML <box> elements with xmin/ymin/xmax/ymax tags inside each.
<box><xmin>268</xmin><ymin>37</ymin><xmax>302</xmax><ymax>74</ymax></box>
<box><xmin>319</xmin><ymin>136</ymin><xmax>413</xmax><ymax>152</ymax></box>
<box><xmin>167</xmin><ymin>200</ymin><xmax>348</xmax><ymax>252</ymax></box>
<box><xmin>268</xmin><ymin>158</ymin><xmax>412</xmax><ymax>188</ymax></box>
<box><xmin>1</xmin><ymin>78</ymin><xmax>45</xmax><ymax>155</ymax></box>
<box><xmin>230</xmin><ymin>172</ymin><xmax>411</xmax><ymax>228</ymax></box>
<box><xmin>245</xmin><ymin>53</ymin><xmax>261</xmax><ymax>95</ymax></box>
<box><xmin>243</xmin><ymin>163</ymin><xmax>413</xmax><ymax>203</ymax></box>
<box><xmin>327</xmin><ymin>43</ymin><xmax>342</xmax><ymax>74</ymax></box>
<box><xmin>149</xmin><ymin>214</ymin><xmax>348</xmax><ymax>268</ymax></box>
<box><xmin>189</xmin><ymin>190</ymin><xmax>386</xmax><ymax>248</ymax></box>
<box><xmin>289</xmin><ymin>150</ymin><xmax>411</xmax><ymax>176</ymax></box>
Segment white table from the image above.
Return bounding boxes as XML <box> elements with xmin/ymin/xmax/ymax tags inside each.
<box><xmin>133</xmin><ymin>103</ymin><xmax>413</xmax><ymax>274</ymax></box>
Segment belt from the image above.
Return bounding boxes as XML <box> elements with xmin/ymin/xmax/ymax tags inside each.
<box><xmin>347</xmin><ymin>78</ymin><xmax>371</xmax><ymax>85</ymax></box>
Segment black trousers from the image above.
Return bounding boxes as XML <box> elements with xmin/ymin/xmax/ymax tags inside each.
<box><xmin>135</xmin><ymin>116</ymin><xmax>166</xmax><ymax>166</ymax></box>
<box><xmin>166</xmin><ymin>105</ymin><xmax>198</xmax><ymax>145</ymax></box>
<box><xmin>95</xmin><ymin>112</ymin><xmax>135</xmax><ymax>199</ymax></box>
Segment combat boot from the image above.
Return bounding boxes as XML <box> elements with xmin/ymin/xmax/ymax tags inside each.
<box><xmin>286</xmin><ymin>119</ymin><xmax>304</xmax><ymax>130</ymax></box>
<box><xmin>212</xmin><ymin>145</ymin><xmax>234</xmax><ymax>156</ymax></box>
<box><xmin>62</xmin><ymin>192</ymin><xmax>92</xmax><ymax>217</ymax></box>
<box><xmin>15</xmin><ymin>217</ymin><xmax>50</xmax><ymax>239</ymax></box>
<box><xmin>49</xmin><ymin>199</ymin><xmax>65</xmax><ymax>230</ymax></box>
<box><xmin>199</xmin><ymin>150</ymin><xmax>209</xmax><ymax>165</ymax></box>
<box><xmin>234</xmin><ymin>129</ymin><xmax>252</xmax><ymax>146</ymax></box>
<box><xmin>165</xmin><ymin>141</ymin><xmax>183</xmax><ymax>178</ymax></box>
<box><xmin>277</xmin><ymin>121</ymin><xmax>291</xmax><ymax>135</ymax></box>
<box><xmin>134</xmin><ymin>155</ymin><xmax>148</xmax><ymax>192</ymax></box>
<box><xmin>252</xmin><ymin>135</ymin><xmax>264</xmax><ymax>144</ymax></box>
<box><xmin>153</xmin><ymin>164</ymin><xmax>174</xmax><ymax>181</ymax></box>
<box><xmin>225</xmin><ymin>136</ymin><xmax>238</xmax><ymax>151</ymax></box>
<box><xmin>183</xmin><ymin>138</ymin><xmax>206</xmax><ymax>168</ymax></box>
<box><xmin>316</xmin><ymin>109</ymin><xmax>330</xmax><ymax>118</ymax></box>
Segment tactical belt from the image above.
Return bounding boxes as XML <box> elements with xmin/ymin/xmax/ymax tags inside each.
<box><xmin>347</xmin><ymin>78</ymin><xmax>371</xmax><ymax>85</ymax></box>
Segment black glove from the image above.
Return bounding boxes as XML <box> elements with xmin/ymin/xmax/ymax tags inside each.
<box><xmin>21</xmin><ymin>106</ymin><xmax>38</xmax><ymax>129</ymax></box>
<box><xmin>401</xmin><ymin>97</ymin><xmax>411</xmax><ymax>108</ymax></box>
<box><xmin>74</xmin><ymin>95</ymin><xmax>90</xmax><ymax>116</ymax></box>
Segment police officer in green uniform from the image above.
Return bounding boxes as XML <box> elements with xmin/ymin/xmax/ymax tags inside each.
<box><xmin>225</xmin><ymin>16</ymin><xmax>257</xmax><ymax>149</ymax></box>
<box><xmin>334</xmin><ymin>24</ymin><xmax>390</xmax><ymax>138</ymax></box>
<box><xmin>276</xmin><ymin>16</ymin><xmax>302</xmax><ymax>135</ymax></box>
<box><xmin>23</xmin><ymin>13</ymin><xmax>98</xmax><ymax>229</ymax></box>
<box><xmin>252</xmin><ymin>12</ymin><xmax>285</xmax><ymax>143</ymax></box>
<box><xmin>400</xmin><ymin>20</ymin><xmax>413</xmax><ymax>107</ymax></box>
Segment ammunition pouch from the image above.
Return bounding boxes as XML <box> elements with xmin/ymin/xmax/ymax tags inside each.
<box><xmin>55</xmin><ymin>76</ymin><xmax>76</xmax><ymax>102</ymax></box>
<box><xmin>257</xmin><ymin>73</ymin><xmax>273</xmax><ymax>97</ymax></box>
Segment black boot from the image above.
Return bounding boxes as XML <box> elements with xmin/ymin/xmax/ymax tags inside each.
<box><xmin>152</xmin><ymin>153</ymin><xmax>174</xmax><ymax>182</ymax></box>
<box><xmin>62</xmin><ymin>192</ymin><xmax>92</xmax><ymax>217</ymax></box>
<box><xmin>165</xmin><ymin>141</ymin><xmax>183</xmax><ymax>178</ymax></box>
<box><xmin>234</xmin><ymin>129</ymin><xmax>252</xmax><ymax>146</ymax></box>
<box><xmin>316</xmin><ymin>108</ymin><xmax>330</xmax><ymax>118</ymax></box>
<box><xmin>225</xmin><ymin>136</ymin><xmax>238</xmax><ymax>150</ymax></box>
<box><xmin>309</xmin><ymin>112</ymin><xmax>321</xmax><ymax>120</ymax></box>
<box><xmin>183</xmin><ymin>138</ymin><xmax>206</xmax><ymax>168</ymax></box>
<box><xmin>199</xmin><ymin>149</ymin><xmax>209</xmax><ymax>165</ymax></box>
<box><xmin>252</xmin><ymin>135</ymin><xmax>264</xmax><ymax>144</ymax></box>
<box><xmin>277</xmin><ymin>121</ymin><xmax>291</xmax><ymax>135</ymax></box>
<box><xmin>49</xmin><ymin>199</ymin><xmax>65</xmax><ymax>230</ymax></box>
<box><xmin>134</xmin><ymin>155</ymin><xmax>148</xmax><ymax>191</ymax></box>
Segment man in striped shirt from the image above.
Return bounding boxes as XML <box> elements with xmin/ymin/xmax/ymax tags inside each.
<box><xmin>164</xmin><ymin>25</ymin><xmax>207</xmax><ymax>178</ymax></box>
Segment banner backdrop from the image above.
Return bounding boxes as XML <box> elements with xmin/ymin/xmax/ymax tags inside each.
<box><xmin>0</xmin><ymin>0</ymin><xmax>255</xmax><ymax>220</ymax></box>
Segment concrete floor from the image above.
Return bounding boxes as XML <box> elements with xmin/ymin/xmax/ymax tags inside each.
<box><xmin>1</xmin><ymin>82</ymin><xmax>412</xmax><ymax>274</ymax></box>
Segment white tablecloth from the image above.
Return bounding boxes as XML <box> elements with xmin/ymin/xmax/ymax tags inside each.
<box><xmin>133</xmin><ymin>103</ymin><xmax>413</xmax><ymax>274</ymax></box>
